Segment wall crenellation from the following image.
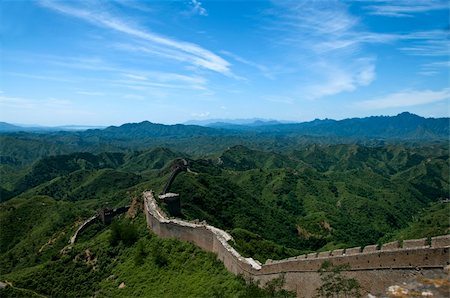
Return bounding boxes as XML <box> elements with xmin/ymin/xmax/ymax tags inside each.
<box><xmin>264</xmin><ymin>235</ymin><xmax>447</xmax><ymax>265</ymax></box>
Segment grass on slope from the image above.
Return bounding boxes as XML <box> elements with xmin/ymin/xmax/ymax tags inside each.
<box><xmin>385</xmin><ymin>202</ymin><xmax>450</xmax><ymax>241</ymax></box>
<box><xmin>1</xmin><ymin>214</ymin><xmax>295</xmax><ymax>298</ymax></box>
<box><xmin>0</xmin><ymin>196</ymin><xmax>86</xmax><ymax>274</ymax></box>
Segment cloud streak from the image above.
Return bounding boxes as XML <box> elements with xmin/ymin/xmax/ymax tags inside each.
<box><xmin>265</xmin><ymin>0</ymin><xmax>448</xmax><ymax>99</ymax></box>
<box><xmin>267</xmin><ymin>0</ymin><xmax>379</xmax><ymax>99</ymax></box>
<box><xmin>0</xmin><ymin>94</ymin><xmax>72</xmax><ymax>109</ymax></box>
<box><xmin>39</xmin><ymin>0</ymin><xmax>230</xmax><ymax>75</ymax></box>
<box><xmin>358</xmin><ymin>88</ymin><xmax>450</xmax><ymax>109</ymax></box>
<box><xmin>363</xmin><ymin>1</ymin><xmax>448</xmax><ymax>17</ymax></box>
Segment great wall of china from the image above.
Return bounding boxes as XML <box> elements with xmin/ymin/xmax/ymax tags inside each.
<box><xmin>143</xmin><ymin>190</ymin><xmax>450</xmax><ymax>297</ymax></box>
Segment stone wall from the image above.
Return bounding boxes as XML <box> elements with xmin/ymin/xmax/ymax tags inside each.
<box><xmin>70</xmin><ymin>206</ymin><xmax>130</xmax><ymax>244</ymax></box>
<box><xmin>69</xmin><ymin>214</ymin><xmax>98</xmax><ymax>244</ymax></box>
<box><xmin>143</xmin><ymin>191</ymin><xmax>450</xmax><ymax>297</ymax></box>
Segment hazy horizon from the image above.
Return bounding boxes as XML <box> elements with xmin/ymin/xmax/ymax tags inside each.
<box><xmin>3</xmin><ymin>111</ymin><xmax>448</xmax><ymax>128</ymax></box>
<box><xmin>1</xmin><ymin>0</ymin><xmax>449</xmax><ymax>126</ymax></box>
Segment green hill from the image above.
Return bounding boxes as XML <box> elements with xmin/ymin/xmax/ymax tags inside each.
<box><xmin>0</xmin><ymin>201</ymin><xmax>293</xmax><ymax>298</ymax></box>
<box><xmin>119</xmin><ymin>148</ymin><xmax>182</xmax><ymax>174</ymax></box>
<box><xmin>33</xmin><ymin>169</ymin><xmax>142</xmax><ymax>201</ymax></box>
<box><xmin>0</xmin><ymin>141</ymin><xmax>448</xmax><ymax>295</ymax></box>
<box><xmin>169</xmin><ymin>144</ymin><xmax>449</xmax><ymax>261</ymax></box>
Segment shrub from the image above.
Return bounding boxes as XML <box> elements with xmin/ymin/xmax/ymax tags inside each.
<box><xmin>316</xmin><ymin>261</ymin><xmax>361</xmax><ymax>298</ymax></box>
<box><xmin>109</xmin><ymin>220</ymin><xmax>138</xmax><ymax>246</ymax></box>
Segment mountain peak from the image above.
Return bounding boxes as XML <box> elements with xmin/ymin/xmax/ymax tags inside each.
<box><xmin>396</xmin><ymin>112</ymin><xmax>421</xmax><ymax>118</ymax></box>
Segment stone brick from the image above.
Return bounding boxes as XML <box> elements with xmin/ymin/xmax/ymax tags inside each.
<box><xmin>381</xmin><ymin>241</ymin><xmax>400</xmax><ymax>251</ymax></box>
<box><xmin>345</xmin><ymin>247</ymin><xmax>361</xmax><ymax>255</ymax></box>
<box><xmin>402</xmin><ymin>238</ymin><xmax>428</xmax><ymax>249</ymax></box>
<box><xmin>431</xmin><ymin>235</ymin><xmax>450</xmax><ymax>248</ymax></box>
<box><xmin>363</xmin><ymin>245</ymin><xmax>378</xmax><ymax>253</ymax></box>
<box><xmin>318</xmin><ymin>251</ymin><xmax>331</xmax><ymax>258</ymax></box>
<box><xmin>331</xmin><ymin>249</ymin><xmax>344</xmax><ymax>256</ymax></box>
<box><xmin>307</xmin><ymin>252</ymin><xmax>317</xmax><ymax>259</ymax></box>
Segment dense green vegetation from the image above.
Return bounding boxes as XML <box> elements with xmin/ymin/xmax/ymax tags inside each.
<box><xmin>0</xmin><ymin>115</ymin><xmax>448</xmax><ymax>296</ymax></box>
<box><xmin>316</xmin><ymin>261</ymin><xmax>361</xmax><ymax>298</ymax></box>
<box><xmin>0</xmin><ymin>212</ymin><xmax>294</xmax><ymax>297</ymax></box>
<box><xmin>1</xmin><ymin>112</ymin><xmax>448</xmax><ymax>192</ymax></box>
<box><xmin>171</xmin><ymin>144</ymin><xmax>449</xmax><ymax>261</ymax></box>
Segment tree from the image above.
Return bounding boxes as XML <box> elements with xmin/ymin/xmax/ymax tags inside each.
<box><xmin>316</xmin><ymin>261</ymin><xmax>361</xmax><ymax>298</ymax></box>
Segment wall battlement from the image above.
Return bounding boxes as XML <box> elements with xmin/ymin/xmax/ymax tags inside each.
<box><xmin>143</xmin><ymin>190</ymin><xmax>449</xmax><ymax>297</ymax></box>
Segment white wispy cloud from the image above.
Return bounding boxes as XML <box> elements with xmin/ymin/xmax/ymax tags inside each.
<box><xmin>39</xmin><ymin>0</ymin><xmax>230</xmax><ymax>75</ymax></box>
<box><xmin>0</xmin><ymin>93</ymin><xmax>95</xmax><ymax>125</ymax></box>
<box><xmin>120</xmin><ymin>71</ymin><xmax>208</xmax><ymax>90</ymax></box>
<box><xmin>0</xmin><ymin>95</ymin><xmax>36</xmax><ymax>109</ymax></box>
<box><xmin>77</xmin><ymin>91</ymin><xmax>105</xmax><ymax>96</ymax></box>
<box><xmin>306</xmin><ymin>60</ymin><xmax>376</xmax><ymax>99</ymax></box>
<box><xmin>123</xmin><ymin>94</ymin><xmax>145</xmax><ymax>100</ymax></box>
<box><xmin>268</xmin><ymin>0</ymin><xmax>378</xmax><ymax>98</ymax></box>
<box><xmin>266</xmin><ymin>0</ymin><xmax>447</xmax><ymax>99</ymax></box>
<box><xmin>271</xmin><ymin>0</ymin><xmax>362</xmax><ymax>54</ymax></box>
<box><xmin>271</xmin><ymin>2</ymin><xmax>447</xmax><ymax>55</ymax></box>
<box><xmin>123</xmin><ymin>73</ymin><xmax>148</xmax><ymax>81</ymax></box>
<box><xmin>421</xmin><ymin>60</ymin><xmax>450</xmax><ymax>71</ymax></box>
<box><xmin>358</xmin><ymin>88</ymin><xmax>450</xmax><ymax>109</ymax></box>
<box><xmin>363</xmin><ymin>0</ymin><xmax>448</xmax><ymax>17</ymax></box>
<box><xmin>220</xmin><ymin>50</ymin><xmax>273</xmax><ymax>79</ymax></box>
<box><xmin>399</xmin><ymin>38</ymin><xmax>449</xmax><ymax>57</ymax></box>
<box><xmin>7</xmin><ymin>50</ymin><xmax>210</xmax><ymax>92</ymax></box>
<box><xmin>191</xmin><ymin>111</ymin><xmax>210</xmax><ymax>118</ymax></box>
<box><xmin>396</xmin><ymin>30</ymin><xmax>449</xmax><ymax>57</ymax></box>
<box><xmin>6</xmin><ymin>72</ymin><xmax>75</xmax><ymax>82</ymax></box>
<box><xmin>191</xmin><ymin>0</ymin><xmax>208</xmax><ymax>16</ymax></box>
<box><xmin>113</xmin><ymin>0</ymin><xmax>154</xmax><ymax>13</ymax></box>
<box><xmin>0</xmin><ymin>94</ymin><xmax>72</xmax><ymax>109</ymax></box>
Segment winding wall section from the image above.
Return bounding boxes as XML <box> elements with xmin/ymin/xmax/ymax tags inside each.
<box><xmin>143</xmin><ymin>191</ymin><xmax>449</xmax><ymax>297</ymax></box>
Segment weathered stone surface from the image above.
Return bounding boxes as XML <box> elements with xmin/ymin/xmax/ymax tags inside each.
<box><xmin>331</xmin><ymin>249</ymin><xmax>344</xmax><ymax>256</ymax></box>
<box><xmin>317</xmin><ymin>251</ymin><xmax>331</xmax><ymax>258</ymax></box>
<box><xmin>381</xmin><ymin>241</ymin><xmax>400</xmax><ymax>251</ymax></box>
<box><xmin>307</xmin><ymin>252</ymin><xmax>317</xmax><ymax>259</ymax></box>
<box><xmin>345</xmin><ymin>247</ymin><xmax>361</xmax><ymax>255</ymax></box>
<box><xmin>402</xmin><ymin>238</ymin><xmax>428</xmax><ymax>249</ymax></box>
<box><xmin>363</xmin><ymin>245</ymin><xmax>378</xmax><ymax>253</ymax></box>
<box><xmin>431</xmin><ymin>235</ymin><xmax>450</xmax><ymax>248</ymax></box>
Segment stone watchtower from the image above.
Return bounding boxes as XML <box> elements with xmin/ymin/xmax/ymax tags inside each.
<box><xmin>158</xmin><ymin>193</ymin><xmax>181</xmax><ymax>216</ymax></box>
<box><xmin>98</xmin><ymin>208</ymin><xmax>114</xmax><ymax>224</ymax></box>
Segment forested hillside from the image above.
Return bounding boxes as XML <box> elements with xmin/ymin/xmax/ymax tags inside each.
<box><xmin>0</xmin><ymin>115</ymin><xmax>449</xmax><ymax>296</ymax></box>
<box><xmin>171</xmin><ymin>144</ymin><xmax>449</xmax><ymax>261</ymax></box>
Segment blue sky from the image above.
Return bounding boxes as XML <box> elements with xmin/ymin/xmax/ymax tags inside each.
<box><xmin>0</xmin><ymin>0</ymin><xmax>449</xmax><ymax>125</ymax></box>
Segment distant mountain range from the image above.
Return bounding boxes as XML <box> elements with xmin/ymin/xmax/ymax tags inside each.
<box><xmin>183</xmin><ymin>118</ymin><xmax>288</xmax><ymax>126</ymax></box>
<box><xmin>0</xmin><ymin>122</ymin><xmax>105</xmax><ymax>132</ymax></box>
<box><xmin>89</xmin><ymin>112</ymin><xmax>449</xmax><ymax>140</ymax></box>
<box><xmin>209</xmin><ymin>112</ymin><xmax>449</xmax><ymax>138</ymax></box>
<box><xmin>1</xmin><ymin>112</ymin><xmax>448</xmax><ymax>141</ymax></box>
